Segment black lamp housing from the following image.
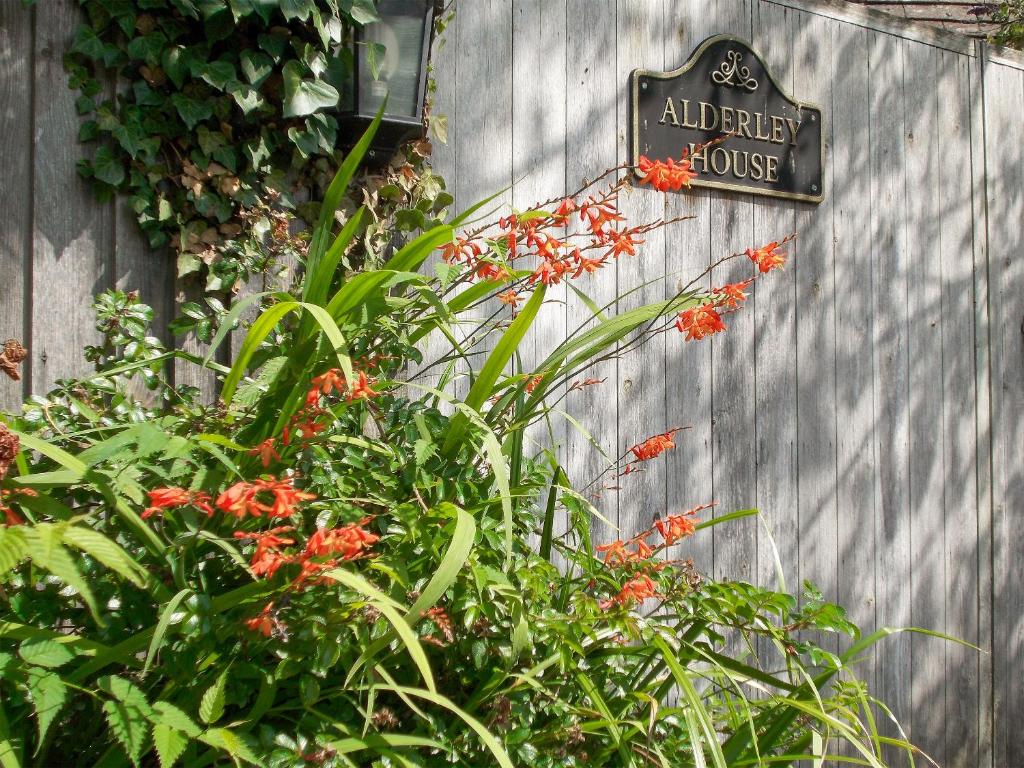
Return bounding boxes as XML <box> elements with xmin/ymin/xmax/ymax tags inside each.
<box><xmin>346</xmin><ymin>0</ymin><xmax>442</xmax><ymax>164</ymax></box>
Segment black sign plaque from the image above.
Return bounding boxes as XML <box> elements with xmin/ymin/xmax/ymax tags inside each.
<box><xmin>630</xmin><ymin>36</ymin><xmax>824</xmax><ymax>203</ymax></box>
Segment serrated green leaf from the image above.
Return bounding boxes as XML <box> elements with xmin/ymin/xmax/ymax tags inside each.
<box><xmin>0</xmin><ymin>527</ymin><xmax>27</xmax><ymax>577</ymax></box>
<box><xmin>22</xmin><ymin>525</ymin><xmax>100</xmax><ymax>623</ymax></box>
<box><xmin>153</xmin><ymin>724</ymin><xmax>187</xmax><ymax>768</ymax></box>
<box><xmin>61</xmin><ymin>526</ymin><xmax>147</xmax><ymax>588</ymax></box>
<box><xmin>199</xmin><ymin>669</ymin><xmax>227</xmax><ymax>724</ymax></box>
<box><xmin>17</xmin><ymin>639</ymin><xmax>74</xmax><ymax>669</ymax></box>
<box><xmin>103</xmin><ymin>699</ymin><xmax>150</xmax><ymax>767</ymax></box>
<box><xmin>151</xmin><ymin>701</ymin><xmax>201</xmax><ymax>738</ymax></box>
<box><xmin>25</xmin><ymin>667</ymin><xmax>65</xmax><ymax>750</ymax></box>
<box><xmin>199</xmin><ymin>727</ymin><xmax>259</xmax><ymax>765</ymax></box>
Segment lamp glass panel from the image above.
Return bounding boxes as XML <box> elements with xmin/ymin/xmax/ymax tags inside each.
<box><xmin>358</xmin><ymin>0</ymin><xmax>427</xmax><ymax>120</ymax></box>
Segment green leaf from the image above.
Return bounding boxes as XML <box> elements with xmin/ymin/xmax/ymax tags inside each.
<box><xmin>17</xmin><ymin>639</ymin><xmax>74</xmax><ymax>669</ymax></box>
<box><xmin>152</xmin><ymin>724</ymin><xmax>187</xmax><ymax>768</ymax></box>
<box><xmin>143</xmin><ymin>590</ymin><xmax>191</xmax><ymax>677</ymax></box>
<box><xmin>151</xmin><ymin>701</ymin><xmax>201</xmax><ymax>738</ymax></box>
<box><xmin>0</xmin><ymin>527</ymin><xmax>27</xmax><ymax>576</ymax></box>
<box><xmin>93</xmin><ymin>145</ymin><xmax>125</xmax><ymax>186</ymax></box>
<box><xmin>198</xmin><ymin>728</ymin><xmax>259</xmax><ymax>765</ymax></box>
<box><xmin>61</xmin><ymin>526</ymin><xmax>147</xmax><ymax>588</ymax></box>
<box><xmin>170</xmin><ymin>93</ymin><xmax>213</xmax><ymax>129</ymax></box>
<box><xmin>99</xmin><ymin>676</ymin><xmax>152</xmax><ymax>767</ymax></box>
<box><xmin>281</xmin><ymin>60</ymin><xmax>339</xmax><ymax>117</ymax></box>
<box><xmin>25</xmin><ymin>668</ymin><xmax>65</xmax><ymax>750</ymax></box>
<box><xmin>199</xmin><ymin>669</ymin><xmax>228</xmax><ymax>724</ymax></box>
<box><xmin>442</xmin><ymin>284</ymin><xmax>547</xmax><ymax>454</ymax></box>
<box><xmin>22</xmin><ymin>525</ymin><xmax>101</xmax><ymax>624</ymax></box>
<box><xmin>370</xmin><ymin>685</ymin><xmax>514</xmax><ymax>768</ymax></box>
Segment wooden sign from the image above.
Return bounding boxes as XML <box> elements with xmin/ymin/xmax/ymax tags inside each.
<box><xmin>630</xmin><ymin>35</ymin><xmax>824</xmax><ymax>203</ymax></box>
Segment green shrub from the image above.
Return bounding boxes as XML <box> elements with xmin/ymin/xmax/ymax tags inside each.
<box><xmin>0</xmin><ymin>120</ymin><xmax>925</xmax><ymax>767</ymax></box>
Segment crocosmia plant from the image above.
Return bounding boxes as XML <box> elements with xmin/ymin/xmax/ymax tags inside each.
<box><xmin>0</xmin><ymin>118</ymin><xmax>926</xmax><ymax>767</ymax></box>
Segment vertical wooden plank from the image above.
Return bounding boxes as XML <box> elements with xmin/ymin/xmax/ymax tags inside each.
<box><xmin>939</xmin><ymin>47</ymin><xmax>982</xmax><ymax>768</ymax></box>
<box><xmin>664</xmin><ymin>1</ymin><xmax>714</xmax><ymax>572</ymax></box>
<box><xmin>709</xmin><ymin>0</ymin><xmax>756</xmax><ymax>587</ymax></box>
<box><xmin>511</xmin><ymin>0</ymin><xmax>567</xmax><ymax>474</ymax></box>
<box><xmin>0</xmin><ymin>1</ymin><xmax>33</xmax><ymax>411</ymax></box>
<box><xmin>751</xmin><ymin>0</ymin><xmax>800</xmax><ymax>598</ymax></box>
<box><xmin>564</xmin><ymin>0</ymin><xmax>618</xmax><ymax>545</ymax></box>
<box><xmin>792</xmin><ymin>8</ymin><xmax>839</xmax><ymax>643</ymax></box>
<box><xmin>411</xmin><ymin>14</ymin><xmax>457</xmax><ymax>396</ymax></box>
<box><xmin>970</xmin><ymin>42</ymin><xmax>994</xmax><ymax>768</ymax></box>
<box><xmin>985</xmin><ymin>57</ymin><xmax>1024</xmax><ymax>768</ymax></box>
<box><xmin>32</xmin><ymin>0</ymin><xmax>113</xmax><ymax>394</ymax></box>
<box><xmin>830</xmin><ymin>15</ymin><xmax>877</xmax><ymax>705</ymax></box>
<box><xmin>454</xmin><ymin>0</ymin><xmax>512</xmax><ymax>400</ymax></box>
<box><xmin>903</xmin><ymin>39</ymin><xmax>946</xmax><ymax>764</ymax></box>
<box><xmin>868</xmin><ymin>29</ymin><xmax>911</xmax><ymax>744</ymax></box>
<box><xmin>615</xmin><ymin>0</ymin><xmax>667</xmax><ymax>550</ymax></box>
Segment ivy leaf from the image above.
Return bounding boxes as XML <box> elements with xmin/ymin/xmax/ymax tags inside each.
<box><xmin>194</xmin><ymin>59</ymin><xmax>237</xmax><ymax>91</ymax></box>
<box><xmin>153</xmin><ymin>724</ymin><xmax>188</xmax><ymax>768</ymax></box>
<box><xmin>229</xmin><ymin>84</ymin><xmax>264</xmax><ymax>114</ymax></box>
<box><xmin>345</xmin><ymin>0</ymin><xmax>380</xmax><ymax>24</ymax></box>
<box><xmin>170</xmin><ymin>93</ymin><xmax>213</xmax><ymax>130</ymax></box>
<box><xmin>93</xmin><ymin>145</ymin><xmax>126</xmax><ymax>187</ymax></box>
<box><xmin>281</xmin><ymin>60</ymin><xmax>339</xmax><ymax>118</ymax></box>
<box><xmin>71</xmin><ymin>25</ymin><xmax>109</xmax><ymax>60</ymax></box>
<box><xmin>126</xmin><ymin>31</ymin><xmax>168</xmax><ymax>66</ymax></box>
<box><xmin>239</xmin><ymin>50</ymin><xmax>273</xmax><ymax>87</ymax></box>
<box><xmin>18</xmin><ymin>639</ymin><xmax>75</xmax><ymax>669</ymax></box>
<box><xmin>25</xmin><ymin>668</ymin><xmax>66</xmax><ymax>747</ymax></box>
<box><xmin>198</xmin><ymin>669</ymin><xmax>228</xmax><ymax>724</ymax></box>
<box><xmin>161</xmin><ymin>46</ymin><xmax>189</xmax><ymax>89</ymax></box>
<box><xmin>280</xmin><ymin>0</ymin><xmax>314</xmax><ymax>21</ymax></box>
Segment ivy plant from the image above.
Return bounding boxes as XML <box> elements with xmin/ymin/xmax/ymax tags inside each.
<box><xmin>59</xmin><ymin>0</ymin><xmax>451</xmax><ymax>294</ymax></box>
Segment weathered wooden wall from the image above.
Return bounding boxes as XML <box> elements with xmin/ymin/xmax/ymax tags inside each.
<box><xmin>1</xmin><ymin>0</ymin><xmax>1022</xmax><ymax>765</ymax></box>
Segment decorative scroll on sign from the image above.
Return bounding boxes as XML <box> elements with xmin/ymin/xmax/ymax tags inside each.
<box><xmin>630</xmin><ymin>36</ymin><xmax>824</xmax><ymax>203</ymax></box>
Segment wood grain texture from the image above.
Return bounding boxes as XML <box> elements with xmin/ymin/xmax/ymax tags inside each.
<box><xmin>709</xmin><ymin>2</ymin><xmax>757</xmax><ymax>587</ymax></box>
<box><xmin>985</xmin><ymin>57</ymin><xmax>1024</xmax><ymax>768</ymax></box>
<box><xmin>829</xmin><ymin>13</ymin><xmax>879</xmax><ymax>715</ymax></box>
<box><xmin>902</xmin><ymin>39</ymin><xmax>947</xmax><ymax>763</ymax></box>
<box><xmin>663</xmin><ymin>0</ymin><xmax>714</xmax><ymax>573</ymax></box>
<box><xmin>867</xmin><ymin>29</ymin><xmax>912</xmax><ymax>748</ymax></box>
<box><xmin>616</xmin><ymin>0</ymin><xmax>668</xmax><ymax>553</ymax></box>
<box><xmin>751</xmin><ymin>0</ymin><xmax>800</xmax><ymax>601</ymax></box>
<box><xmin>32</xmin><ymin>0</ymin><xmax>113</xmax><ymax>395</ymax></box>
<box><xmin>0</xmin><ymin>0</ymin><xmax>33</xmax><ymax>411</ymax></box>
<box><xmin>563</xmin><ymin>0</ymin><xmax>619</xmax><ymax>545</ymax></box>
<box><xmin>939</xmin><ymin>46</ymin><xmax>982</xmax><ymax>767</ymax></box>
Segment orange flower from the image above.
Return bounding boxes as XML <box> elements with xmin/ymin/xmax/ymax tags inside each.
<box><xmin>552</xmin><ymin>197</ymin><xmax>577</xmax><ymax>225</ymax></box>
<box><xmin>253</xmin><ymin>477</ymin><xmax>316</xmax><ymax>519</ymax></box>
<box><xmin>304</xmin><ymin>519</ymin><xmax>379</xmax><ymax>561</ymax></box>
<box><xmin>746</xmin><ymin>242</ymin><xmax>786</xmax><ymax>273</ymax></box>
<box><xmin>608</xmin><ymin>229</ymin><xmax>643</xmax><ymax>258</ymax></box>
<box><xmin>572</xmin><ymin>251</ymin><xmax>606</xmax><ymax>278</ymax></box>
<box><xmin>310</xmin><ymin>368</ymin><xmax>346</xmax><ymax>397</ymax></box>
<box><xmin>596</xmin><ymin>539</ymin><xmax>640</xmax><ymax>567</ymax></box>
<box><xmin>497</xmin><ymin>289</ymin><xmax>521</xmax><ymax>308</ymax></box>
<box><xmin>529</xmin><ymin>258</ymin><xmax>569</xmax><ymax>287</ymax></box>
<box><xmin>244</xmin><ymin>602</ymin><xmax>281</xmax><ymax>637</ymax></box>
<box><xmin>293</xmin><ymin>556</ymin><xmax>338</xmax><ymax>588</ymax></box>
<box><xmin>0</xmin><ymin>488</ymin><xmax>36</xmax><ymax>526</ymax></box>
<box><xmin>525</xmin><ymin>374</ymin><xmax>543</xmax><ymax>394</ymax></box>
<box><xmin>579</xmin><ymin>196</ymin><xmax>624</xmax><ymax>240</ymax></box>
<box><xmin>675</xmin><ymin>304</ymin><xmax>726</xmax><ymax>341</ymax></box>
<box><xmin>474</xmin><ymin>261</ymin><xmax>512</xmax><ymax>282</ymax></box>
<box><xmin>654</xmin><ymin>503</ymin><xmax>715</xmax><ymax>546</ymax></box>
<box><xmin>142</xmin><ymin>487</ymin><xmax>213</xmax><ymax>519</ymax></box>
<box><xmin>637</xmin><ymin>154</ymin><xmax>698</xmax><ymax>192</ymax></box>
<box><xmin>711</xmin><ymin>279</ymin><xmax>753</xmax><ymax>309</ymax></box>
<box><xmin>216</xmin><ymin>477</ymin><xmax>315</xmax><ymax>519</ymax></box>
<box><xmin>248</xmin><ymin>438</ymin><xmax>280</xmax><ymax>468</ymax></box>
<box><xmin>440</xmin><ymin>236</ymin><xmax>482</xmax><ymax>265</ymax></box>
<box><xmin>235</xmin><ymin>526</ymin><xmax>296</xmax><ymax>578</ymax></box>
<box><xmin>600</xmin><ymin>574</ymin><xmax>658</xmax><ymax>610</ymax></box>
<box><xmin>296</xmin><ymin>417</ymin><xmax>327</xmax><ymax>440</ymax></box>
<box><xmin>630</xmin><ymin>428</ymin><xmax>682</xmax><ymax>462</ymax></box>
<box><xmin>347</xmin><ymin>370</ymin><xmax>379</xmax><ymax>403</ymax></box>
